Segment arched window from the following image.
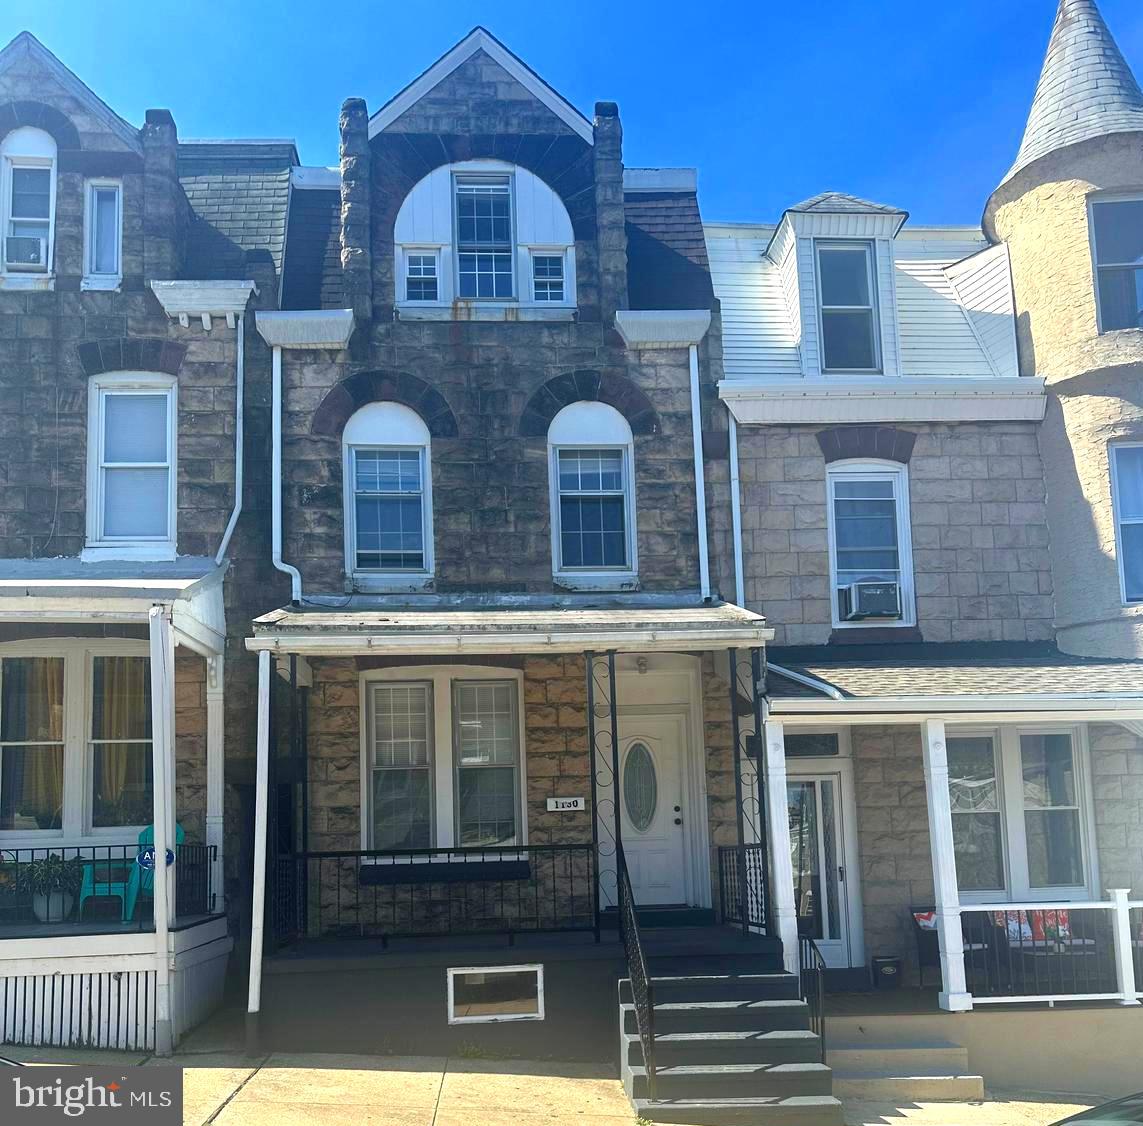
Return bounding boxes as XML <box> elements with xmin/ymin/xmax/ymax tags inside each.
<box><xmin>1</xmin><ymin>127</ymin><xmax>57</xmax><ymax>276</ymax></box>
<box><xmin>343</xmin><ymin>402</ymin><xmax>434</xmax><ymax>588</ymax></box>
<box><xmin>548</xmin><ymin>402</ymin><xmax>637</xmax><ymax>586</ymax></box>
<box><xmin>394</xmin><ymin>160</ymin><xmax>575</xmax><ymax>312</ymax></box>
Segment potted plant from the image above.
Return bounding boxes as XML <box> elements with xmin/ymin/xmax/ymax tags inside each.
<box><xmin>24</xmin><ymin>854</ymin><xmax>84</xmax><ymax>923</ymax></box>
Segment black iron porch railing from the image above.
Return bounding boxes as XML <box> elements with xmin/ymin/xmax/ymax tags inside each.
<box><xmin>718</xmin><ymin>843</ymin><xmax>768</xmax><ymax>930</ymax></box>
<box><xmin>960</xmin><ymin>906</ymin><xmax>1119</xmax><ymax>999</ymax></box>
<box><xmin>798</xmin><ymin>935</ymin><xmax>826</xmax><ymax>1062</ymax></box>
<box><xmin>618</xmin><ymin>847</ymin><xmax>656</xmax><ymax>1100</ymax></box>
<box><xmin>0</xmin><ymin>842</ymin><xmax>217</xmax><ymax>933</ymax></box>
<box><xmin>271</xmin><ymin>843</ymin><xmax>598</xmax><ymax>944</ymax></box>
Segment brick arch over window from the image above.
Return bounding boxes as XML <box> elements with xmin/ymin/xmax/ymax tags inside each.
<box><xmin>0</xmin><ymin>101</ymin><xmax>81</xmax><ymax>152</ymax></box>
<box><xmin>519</xmin><ymin>370</ymin><xmax>659</xmax><ymax>438</ymax></box>
<box><xmin>311</xmin><ymin>370</ymin><xmax>458</xmax><ymax>438</ymax></box>
<box><xmin>77</xmin><ymin>338</ymin><xmax>186</xmax><ymax>378</ymax></box>
<box><xmin>816</xmin><ymin>425</ymin><xmax>917</xmax><ymax>464</ymax></box>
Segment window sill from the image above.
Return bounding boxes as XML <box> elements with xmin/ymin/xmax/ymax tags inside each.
<box><xmin>81</xmin><ymin>544</ymin><xmax>178</xmax><ymax>563</ymax></box>
<box><xmin>81</xmin><ymin>276</ymin><xmax>122</xmax><ymax>292</ymax></box>
<box><xmin>347</xmin><ymin>573</ymin><xmax>434</xmax><ymax>594</ymax></box>
<box><xmin>553</xmin><ymin>572</ymin><xmax>640</xmax><ymax>593</ymax></box>
<box><xmin>396</xmin><ymin>303</ymin><xmax>576</xmax><ymax>323</ymax></box>
<box><xmin>0</xmin><ymin>273</ymin><xmax>54</xmax><ymax>291</ymax></box>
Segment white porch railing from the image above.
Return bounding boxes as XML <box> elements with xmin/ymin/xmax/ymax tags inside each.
<box><xmin>947</xmin><ymin>891</ymin><xmax>1143</xmax><ymax>1009</ymax></box>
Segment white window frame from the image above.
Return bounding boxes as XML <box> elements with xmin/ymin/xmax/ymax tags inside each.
<box><xmin>815</xmin><ymin>239</ymin><xmax>882</xmax><ymax>374</ymax></box>
<box><xmin>82</xmin><ymin>179</ymin><xmax>122</xmax><ymax>290</ymax></box>
<box><xmin>400</xmin><ymin>246</ymin><xmax>441</xmax><ymax>304</ymax></box>
<box><xmin>453</xmin><ymin>171</ymin><xmax>516</xmax><ymax>301</ymax></box>
<box><xmin>825</xmin><ymin>459</ymin><xmax>915</xmax><ymax>629</ymax></box>
<box><xmin>529</xmin><ymin>248</ymin><xmax>568</xmax><ymax>303</ymax></box>
<box><xmin>83</xmin><ymin>372</ymin><xmax>178</xmax><ymax>562</ymax></box>
<box><xmin>447</xmin><ymin>964</ymin><xmax>544</xmax><ymax>1024</ymax></box>
<box><xmin>1110</xmin><ymin>442</ymin><xmax>1143</xmax><ymax>605</ymax></box>
<box><xmin>948</xmin><ymin>724</ymin><xmax>1099</xmax><ymax>905</ymax></box>
<box><xmin>342</xmin><ymin>402</ymin><xmax>434</xmax><ymax>591</ymax></box>
<box><xmin>547</xmin><ymin>402</ymin><xmax>638</xmax><ymax>589</ymax></box>
<box><xmin>0</xmin><ymin>637</ymin><xmax>152</xmax><ymax>844</ymax></box>
<box><xmin>358</xmin><ymin>665</ymin><xmax>528</xmax><ymax>853</ymax></box>
<box><xmin>0</xmin><ymin>127</ymin><xmax>57</xmax><ymax>283</ymax></box>
<box><xmin>1087</xmin><ymin>192</ymin><xmax>1143</xmax><ymax>335</ymax></box>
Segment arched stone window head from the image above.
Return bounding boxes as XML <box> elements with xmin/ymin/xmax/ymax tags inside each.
<box><xmin>1</xmin><ymin>127</ymin><xmax>56</xmax><ymax>277</ymax></box>
<box><xmin>394</xmin><ymin>160</ymin><xmax>575</xmax><ymax>313</ymax></box>
<box><xmin>547</xmin><ymin>401</ymin><xmax>638</xmax><ymax>591</ymax></box>
<box><xmin>342</xmin><ymin>402</ymin><xmax>434</xmax><ymax>592</ymax></box>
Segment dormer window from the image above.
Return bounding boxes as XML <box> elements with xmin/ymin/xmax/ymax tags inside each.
<box><xmin>816</xmin><ymin>241</ymin><xmax>880</xmax><ymax>372</ymax></box>
<box><xmin>1</xmin><ymin>127</ymin><xmax>56</xmax><ymax>276</ymax></box>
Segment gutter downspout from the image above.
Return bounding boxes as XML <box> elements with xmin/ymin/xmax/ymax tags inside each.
<box><xmin>728</xmin><ymin>411</ymin><xmax>745</xmax><ymax>607</ymax></box>
<box><xmin>688</xmin><ymin>343</ymin><xmax>711</xmax><ymax>601</ymax></box>
<box><xmin>271</xmin><ymin>345</ymin><xmax>303</xmax><ymax>601</ymax></box>
<box><xmin>215</xmin><ymin>312</ymin><xmax>245</xmax><ymax>565</ymax></box>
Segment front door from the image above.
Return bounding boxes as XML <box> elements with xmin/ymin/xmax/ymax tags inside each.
<box><xmin>787</xmin><ymin>772</ymin><xmax>855</xmax><ymax>969</ymax></box>
<box><xmin>618</xmin><ymin>714</ymin><xmax>687</xmax><ymax>904</ymax></box>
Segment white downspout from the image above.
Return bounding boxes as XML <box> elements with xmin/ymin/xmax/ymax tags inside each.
<box><xmin>271</xmin><ymin>345</ymin><xmax>302</xmax><ymax>601</ymax></box>
<box><xmin>688</xmin><ymin>343</ymin><xmax>711</xmax><ymax>601</ymax></box>
<box><xmin>246</xmin><ymin>649</ymin><xmax>272</xmax><ymax>1052</ymax></box>
<box><xmin>215</xmin><ymin>312</ymin><xmax>245</xmax><ymax>565</ymax></box>
<box><xmin>728</xmin><ymin>412</ymin><xmax>745</xmax><ymax>607</ymax></box>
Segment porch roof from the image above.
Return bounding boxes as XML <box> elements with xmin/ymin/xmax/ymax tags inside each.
<box><xmin>766</xmin><ymin>642</ymin><xmax>1143</xmax><ymax>719</ymax></box>
<box><xmin>247</xmin><ymin>596</ymin><xmax>772</xmax><ymax>655</ymax></box>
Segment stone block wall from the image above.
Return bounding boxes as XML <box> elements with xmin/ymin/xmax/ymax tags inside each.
<box><xmin>174</xmin><ymin>647</ymin><xmax>206</xmax><ymax>843</ymax></box>
<box><xmin>1090</xmin><ymin>723</ymin><xmax>1143</xmax><ymax>896</ymax></box>
<box><xmin>734</xmin><ymin>422</ymin><xmax>1054</xmax><ymax>645</ymax></box>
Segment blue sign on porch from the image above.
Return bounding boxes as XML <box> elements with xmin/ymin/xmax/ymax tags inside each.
<box><xmin>136</xmin><ymin>847</ymin><xmax>175</xmax><ymax>870</ymax></box>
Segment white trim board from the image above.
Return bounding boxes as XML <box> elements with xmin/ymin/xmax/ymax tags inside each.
<box><xmin>369</xmin><ymin>28</ymin><xmax>593</xmax><ymax>144</ymax></box>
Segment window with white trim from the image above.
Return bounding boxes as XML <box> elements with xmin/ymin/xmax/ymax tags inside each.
<box><xmin>947</xmin><ymin>727</ymin><xmax>1094</xmax><ymax>901</ymax></box>
<box><xmin>1111</xmin><ymin>443</ymin><xmax>1143</xmax><ymax>603</ymax></box>
<box><xmin>548</xmin><ymin>402</ymin><xmax>637</xmax><ymax>583</ymax></box>
<box><xmin>342</xmin><ymin>402</ymin><xmax>433</xmax><ymax>588</ymax></box>
<box><xmin>1</xmin><ymin>127</ymin><xmax>56</xmax><ymax>276</ymax></box>
<box><xmin>531</xmin><ymin>253</ymin><xmax>564</xmax><ymax>302</ymax></box>
<box><xmin>816</xmin><ymin>241</ymin><xmax>880</xmax><ymax>372</ymax></box>
<box><xmin>404</xmin><ymin>250</ymin><xmax>438</xmax><ymax>302</ymax></box>
<box><xmin>1090</xmin><ymin>195</ymin><xmax>1143</xmax><ymax>332</ymax></box>
<box><xmin>84</xmin><ymin>179</ymin><xmax>121</xmax><ymax>287</ymax></box>
<box><xmin>447</xmin><ymin>965</ymin><xmax>544</xmax><ymax>1024</ymax></box>
<box><xmin>363</xmin><ymin>667</ymin><xmax>524</xmax><ymax>851</ymax></box>
<box><xmin>826</xmin><ymin>461</ymin><xmax>914</xmax><ymax>627</ymax></box>
<box><xmin>86</xmin><ymin>374</ymin><xmax>177</xmax><ymax>558</ymax></box>
<box><xmin>455</xmin><ymin>175</ymin><xmax>514</xmax><ymax>298</ymax></box>
<box><xmin>0</xmin><ymin>640</ymin><xmax>152</xmax><ymax>839</ymax></box>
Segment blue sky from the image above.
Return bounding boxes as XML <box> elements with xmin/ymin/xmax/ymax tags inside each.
<box><xmin>7</xmin><ymin>0</ymin><xmax>1143</xmax><ymax>225</ymax></box>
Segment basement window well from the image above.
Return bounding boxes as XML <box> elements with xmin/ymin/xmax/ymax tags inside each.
<box><xmin>446</xmin><ymin>965</ymin><xmax>544</xmax><ymax>1024</ymax></box>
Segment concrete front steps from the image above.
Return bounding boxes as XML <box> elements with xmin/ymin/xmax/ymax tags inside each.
<box><xmin>619</xmin><ymin>961</ymin><xmax>842</xmax><ymax>1125</ymax></box>
<box><xmin>826</xmin><ymin>1040</ymin><xmax>985</xmax><ymax>1102</ymax></box>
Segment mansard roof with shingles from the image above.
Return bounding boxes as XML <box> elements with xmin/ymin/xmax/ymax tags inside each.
<box><xmin>624</xmin><ymin>189</ymin><xmax>714</xmax><ymax>310</ymax></box>
<box><xmin>1004</xmin><ymin>0</ymin><xmax>1143</xmax><ymax>184</ymax></box>
<box><xmin>178</xmin><ymin>141</ymin><xmax>298</xmax><ymax>281</ymax></box>
<box><xmin>280</xmin><ymin>185</ymin><xmax>345</xmax><ymax>310</ymax></box>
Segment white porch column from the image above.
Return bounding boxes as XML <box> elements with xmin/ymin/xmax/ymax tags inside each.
<box><xmin>1109</xmin><ymin>888</ymin><xmax>1141</xmax><ymax>1006</ymax></box>
<box><xmin>246</xmin><ymin>649</ymin><xmax>272</xmax><ymax>1053</ymax></box>
<box><xmin>921</xmin><ymin>718</ymin><xmax>971</xmax><ymax>1012</ymax></box>
<box><xmin>763</xmin><ymin>718</ymin><xmax>799</xmax><ymax>976</ymax></box>
<box><xmin>206</xmin><ymin>654</ymin><xmax>226</xmax><ymax>915</ymax></box>
<box><xmin>148</xmin><ymin>607</ymin><xmax>176</xmax><ymax>1056</ymax></box>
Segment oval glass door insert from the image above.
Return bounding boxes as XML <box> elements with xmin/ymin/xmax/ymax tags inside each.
<box><xmin>623</xmin><ymin>741</ymin><xmax>657</xmax><ymax>832</ymax></box>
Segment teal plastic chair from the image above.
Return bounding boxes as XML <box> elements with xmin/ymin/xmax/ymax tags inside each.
<box><xmin>123</xmin><ymin>824</ymin><xmax>184</xmax><ymax>922</ymax></box>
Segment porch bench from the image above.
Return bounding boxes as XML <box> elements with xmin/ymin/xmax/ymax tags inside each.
<box><xmin>358</xmin><ymin>859</ymin><xmax>531</xmax><ymax>886</ymax></box>
<box><xmin>910</xmin><ymin>906</ymin><xmax>993</xmax><ymax>988</ymax></box>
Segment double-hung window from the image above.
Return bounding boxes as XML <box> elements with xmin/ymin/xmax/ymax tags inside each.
<box><xmin>404</xmin><ymin>251</ymin><xmax>439</xmax><ymax>302</ymax></box>
<box><xmin>1110</xmin><ymin>443</ymin><xmax>1143</xmax><ymax>603</ymax></box>
<box><xmin>948</xmin><ymin>728</ymin><xmax>1092</xmax><ymax>901</ymax></box>
<box><xmin>351</xmin><ymin>449</ymin><xmax>427</xmax><ymax>571</ymax></box>
<box><xmin>86</xmin><ymin>376</ymin><xmax>177</xmax><ymax>558</ymax></box>
<box><xmin>364</xmin><ymin>670</ymin><xmax>523</xmax><ymax>851</ymax></box>
<box><xmin>826</xmin><ymin>462</ymin><xmax>914</xmax><ymax>626</ymax></box>
<box><xmin>2</xmin><ymin>127</ymin><xmax>56</xmax><ymax>275</ymax></box>
<box><xmin>0</xmin><ymin>656</ymin><xmax>65</xmax><ymax>832</ymax></box>
<box><xmin>84</xmin><ymin>180</ymin><xmax>122</xmax><ymax>286</ymax></box>
<box><xmin>455</xmin><ymin>176</ymin><xmax>513</xmax><ymax>298</ymax></box>
<box><xmin>555</xmin><ymin>449</ymin><xmax>631</xmax><ymax>571</ymax></box>
<box><xmin>1090</xmin><ymin>196</ymin><xmax>1143</xmax><ymax>332</ymax></box>
<box><xmin>816</xmin><ymin>241</ymin><xmax>880</xmax><ymax>371</ymax></box>
<box><xmin>531</xmin><ymin>253</ymin><xmax>564</xmax><ymax>302</ymax></box>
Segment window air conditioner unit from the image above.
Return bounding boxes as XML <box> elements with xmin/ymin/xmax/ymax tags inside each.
<box><xmin>840</xmin><ymin>580</ymin><xmax>901</xmax><ymax>621</ymax></box>
<box><xmin>5</xmin><ymin>236</ymin><xmax>47</xmax><ymax>272</ymax></box>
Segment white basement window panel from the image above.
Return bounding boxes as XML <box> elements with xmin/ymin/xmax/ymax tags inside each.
<box><xmin>1111</xmin><ymin>443</ymin><xmax>1143</xmax><ymax>603</ymax></box>
<box><xmin>83</xmin><ymin>180</ymin><xmax>122</xmax><ymax>288</ymax></box>
<box><xmin>826</xmin><ymin>462</ymin><xmax>915</xmax><ymax>628</ymax></box>
<box><xmin>447</xmin><ymin>964</ymin><xmax>544</xmax><ymax>1024</ymax></box>
<box><xmin>1090</xmin><ymin>195</ymin><xmax>1143</xmax><ymax>332</ymax></box>
<box><xmin>816</xmin><ymin>241</ymin><xmax>881</xmax><ymax>372</ymax></box>
<box><xmin>1</xmin><ymin>126</ymin><xmax>56</xmax><ymax>277</ymax></box>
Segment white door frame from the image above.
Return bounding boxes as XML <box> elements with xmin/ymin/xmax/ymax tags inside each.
<box><xmin>787</xmin><ymin>752</ymin><xmax>864</xmax><ymax>970</ymax></box>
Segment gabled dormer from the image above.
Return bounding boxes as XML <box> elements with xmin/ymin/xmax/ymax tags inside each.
<box><xmin>765</xmin><ymin>192</ymin><xmax>908</xmax><ymax>378</ymax></box>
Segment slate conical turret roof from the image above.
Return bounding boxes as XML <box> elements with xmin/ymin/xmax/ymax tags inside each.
<box><xmin>1003</xmin><ymin>0</ymin><xmax>1143</xmax><ymax>184</ymax></box>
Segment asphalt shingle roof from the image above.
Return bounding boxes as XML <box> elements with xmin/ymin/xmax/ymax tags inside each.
<box><xmin>786</xmin><ymin>191</ymin><xmax>905</xmax><ymax>215</ymax></box>
<box><xmin>1005</xmin><ymin>0</ymin><xmax>1143</xmax><ymax>183</ymax></box>
<box><xmin>280</xmin><ymin>187</ymin><xmax>345</xmax><ymax>310</ymax></box>
<box><xmin>178</xmin><ymin>142</ymin><xmax>297</xmax><ymax>281</ymax></box>
<box><xmin>624</xmin><ymin>191</ymin><xmax>714</xmax><ymax>310</ymax></box>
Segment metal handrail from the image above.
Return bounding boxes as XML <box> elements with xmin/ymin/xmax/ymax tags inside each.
<box><xmin>618</xmin><ymin>846</ymin><xmax>656</xmax><ymax>1100</ymax></box>
<box><xmin>798</xmin><ymin>934</ymin><xmax>826</xmax><ymax>1062</ymax></box>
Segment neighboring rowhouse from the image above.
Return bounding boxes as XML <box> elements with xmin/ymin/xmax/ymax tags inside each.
<box><xmin>707</xmin><ymin>0</ymin><xmax>1143</xmax><ymax>1098</ymax></box>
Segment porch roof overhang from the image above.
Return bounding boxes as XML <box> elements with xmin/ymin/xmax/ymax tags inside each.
<box><xmin>0</xmin><ymin>557</ymin><xmax>227</xmax><ymax>656</ymax></box>
<box><xmin>766</xmin><ymin>642</ymin><xmax>1143</xmax><ymax>725</ymax></box>
<box><xmin>246</xmin><ymin>598</ymin><xmax>772</xmax><ymax>656</ymax></box>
